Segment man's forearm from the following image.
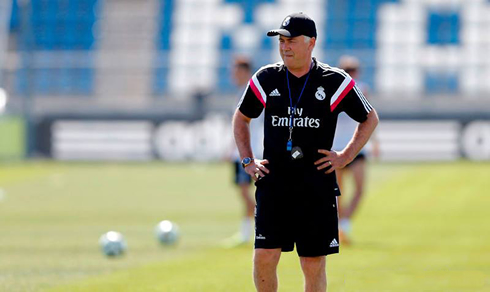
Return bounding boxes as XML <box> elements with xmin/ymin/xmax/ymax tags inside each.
<box><xmin>342</xmin><ymin>109</ymin><xmax>379</xmax><ymax>162</ymax></box>
<box><xmin>232</xmin><ymin>109</ymin><xmax>254</xmax><ymax>160</ymax></box>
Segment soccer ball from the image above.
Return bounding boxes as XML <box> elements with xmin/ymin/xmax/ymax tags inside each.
<box><xmin>155</xmin><ymin>220</ymin><xmax>179</xmax><ymax>245</ymax></box>
<box><xmin>99</xmin><ymin>231</ymin><xmax>127</xmax><ymax>257</ymax></box>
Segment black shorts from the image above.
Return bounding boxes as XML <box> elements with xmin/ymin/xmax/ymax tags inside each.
<box><xmin>234</xmin><ymin>161</ymin><xmax>252</xmax><ymax>185</ymax></box>
<box><xmin>254</xmin><ymin>177</ymin><xmax>340</xmax><ymax>257</ymax></box>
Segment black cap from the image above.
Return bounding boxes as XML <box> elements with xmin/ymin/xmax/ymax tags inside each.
<box><xmin>267</xmin><ymin>12</ymin><xmax>317</xmax><ymax>39</ymax></box>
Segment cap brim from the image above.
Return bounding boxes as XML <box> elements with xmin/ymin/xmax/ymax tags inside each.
<box><xmin>267</xmin><ymin>29</ymin><xmax>291</xmax><ymax>37</ymax></box>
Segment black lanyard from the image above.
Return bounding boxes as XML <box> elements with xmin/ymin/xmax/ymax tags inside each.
<box><xmin>285</xmin><ymin>62</ymin><xmax>313</xmax><ymax>151</ymax></box>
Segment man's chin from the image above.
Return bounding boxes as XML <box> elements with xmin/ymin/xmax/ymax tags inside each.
<box><xmin>283</xmin><ymin>58</ymin><xmax>294</xmax><ymax>67</ymax></box>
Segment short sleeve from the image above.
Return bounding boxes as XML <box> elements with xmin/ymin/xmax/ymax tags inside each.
<box><xmin>237</xmin><ymin>69</ymin><xmax>268</xmax><ymax>119</ymax></box>
<box><xmin>338</xmin><ymin>84</ymin><xmax>373</xmax><ymax>123</ymax></box>
<box><xmin>325</xmin><ymin>68</ymin><xmax>373</xmax><ymax>123</ymax></box>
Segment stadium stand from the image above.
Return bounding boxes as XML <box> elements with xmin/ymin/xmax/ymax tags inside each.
<box><xmin>322</xmin><ymin>0</ymin><xmax>398</xmax><ymax>93</ymax></box>
<box><xmin>5</xmin><ymin>0</ymin><xmax>490</xmax><ymax>101</ymax></box>
<box><xmin>11</xmin><ymin>0</ymin><xmax>98</xmax><ymax>95</ymax></box>
<box><xmin>1</xmin><ymin>0</ymin><xmax>490</xmax><ymax>160</ymax></box>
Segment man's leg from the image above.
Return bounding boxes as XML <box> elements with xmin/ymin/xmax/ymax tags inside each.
<box><xmin>254</xmin><ymin>248</ymin><xmax>281</xmax><ymax>292</ymax></box>
<box><xmin>223</xmin><ymin>162</ymin><xmax>255</xmax><ymax>247</ymax></box>
<box><xmin>239</xmin><ymin>183</ymin><xmax>255</xmax><ymax>219</ymax></box>
<box><xmin>239</xmin><ymin>183</ymin><xmax>255</xmax><ymax>241</ymax></box>
<box><xmin>344</xmin><ymin>159</ymin><xmax>366</xmax><ymax>219</ymax></box>
<box><xmin>300</xmin><ymin>256</ymin><xmax>326</xmax><ymax>292</ymax></box>
<box><xmin>336</xmin><ymin>167</ymin><xmax>351</xmax><ymax>244</ymax></box>
<box><xmin>335</xmin><ymin>168</ymin><xmax>345</xmax><ymax>217</ymax></box>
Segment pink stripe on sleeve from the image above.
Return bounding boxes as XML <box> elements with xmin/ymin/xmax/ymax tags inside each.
<box><xmin>330</xmin><ymin>79</ymin><xmax>355</xmax><ymax>112</ymax></box>
<box><xmin>249</xmin><ymin>79</ymin><xmax>266</xmax><ymax>108</ymax></box>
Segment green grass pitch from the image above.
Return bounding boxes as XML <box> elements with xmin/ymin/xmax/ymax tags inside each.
<box><xmin>0</xmin><ymin>161</ymin><xmax>489</xmax><ymax>291</ymax></box>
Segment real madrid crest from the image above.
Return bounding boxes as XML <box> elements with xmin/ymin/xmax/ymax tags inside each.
<box><xmin>315</xmin><ymin>86</ymin><xmax>326</xmax><ymax>101</ymax></box>
<box><xmin>283</xmin><ymin>17</ymin><xmax>291</xmax><ymax>27</ymax></box>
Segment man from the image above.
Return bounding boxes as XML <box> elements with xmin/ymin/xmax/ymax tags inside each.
<box><xmin>233</xmin><ymin>12</ymin><xmax>378</xmax><ymax>292</ymax></box>
<box><xmin>224</xmin><ymin>57</ymin><xmax>260</xmax><ymax>247</ymax></box>
<box><xmin>333</xmin><ymin>55</ymin><xmax>379</xmax><ymax>245</ymax></box>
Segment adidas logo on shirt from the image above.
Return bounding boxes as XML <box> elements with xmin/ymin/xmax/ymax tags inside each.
<box><xmin>269</xmin><ymin>89</ymin><xmax>281</xmax><ymax>96</ymax></box>
<box><xmin>330</xmin><ymin>238</ymin><xmax>339</xmax><ymax>247</ymax></box>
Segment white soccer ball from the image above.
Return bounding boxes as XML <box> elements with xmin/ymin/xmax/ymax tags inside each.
<box><xmin>155</xmin><ymin>220</ymin><xmax>179</xmax><ymax>245</ymax></box>
<box><xmin>99</xmin><ymin>231</ymin><xmax>127</xmax><ymax>257</ymax></box>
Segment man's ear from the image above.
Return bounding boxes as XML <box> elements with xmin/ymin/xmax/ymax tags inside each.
<box><xmin>309</xmin><ymin>37</ymin><xmax>316</xmax><ymax>50</ymax></box>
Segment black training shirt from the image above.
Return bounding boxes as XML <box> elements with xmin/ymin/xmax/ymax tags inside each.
<box><xmin>238</xmin><ymin>58</ymin><xmax>373</xmax><ymax>190</ymax></box>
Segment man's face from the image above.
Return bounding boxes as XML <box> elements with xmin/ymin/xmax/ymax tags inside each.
<box><xmin>233</xmin><ymin>66</ymin><xmax>249</xmax><ymax>86</ymax></box>
<box><xmin>279</xmin><ymin>35</ymin><xmax>314</xmax><ymax>69</ymax></box>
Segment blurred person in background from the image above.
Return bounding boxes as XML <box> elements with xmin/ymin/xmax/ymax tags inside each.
<box><xmin>333</xmin><ymin>56</ymin><xmax>379</xmax><ymax>245</ymax></box>
<box><xmin>233</xmin><ymin>13</ymin><xmax>378</xmax><ymax>292</ymax></box>
<box><xmin>223</xmin><ymin>57</ymin><xmax>263</xmax><ymax>247</ymax></box>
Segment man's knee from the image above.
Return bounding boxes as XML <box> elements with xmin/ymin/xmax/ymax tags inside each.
<box><xmin>254</xmin><ymin>248</ymin><xmax>281</xmax><ymax>266</ymax></box>
<box><xmin>300</xmin><ymin>256</ymin><xmax>325</xmax><ymax>272</ymax></box>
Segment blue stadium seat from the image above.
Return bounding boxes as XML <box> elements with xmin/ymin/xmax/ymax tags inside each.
<box><xmin>427</xmin><ymin>10</ymin><xmax>460</xmax><ymax>45</ymax></box>
<box><xmin>9</xmin><ymin>0</ymin><xmax>20</xmax><ymax>31</ymax></box>
<box><xmin>216</xmin><ymin>35</ymin><xmax>234</xmax><ymax>93</ymax></box>
<box><xmin>15</xmin><ymin>67</ymin><xmax>94</xmax><ymax>95</ymax></box>
<box><xmin>153</xmin><ymin>53</ymin><xmax>170</xmax><ymax>95</ymax></box>
<box><xmin>157</xmin><ymin>0</ymin><xmax>174</xmax><ymax>50</ymax></box>
<box><xmin>13</xmin><ymin>0</ymin><xmax>99</xmax><ymax>95</ymax></box>
<box><xmin>153</xmin><ymin>0</ymin><xmax>174</xmax><ymax>94</ymax></box>
<box><xmin>324</xmin><ymin>0</ymin><xmax>399</xmax><ymax>91</ymax></box>
<box><xmin>425</xmin><ymin>71</ymin><xmax>459</xmax><ymax>94</ymax></box>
